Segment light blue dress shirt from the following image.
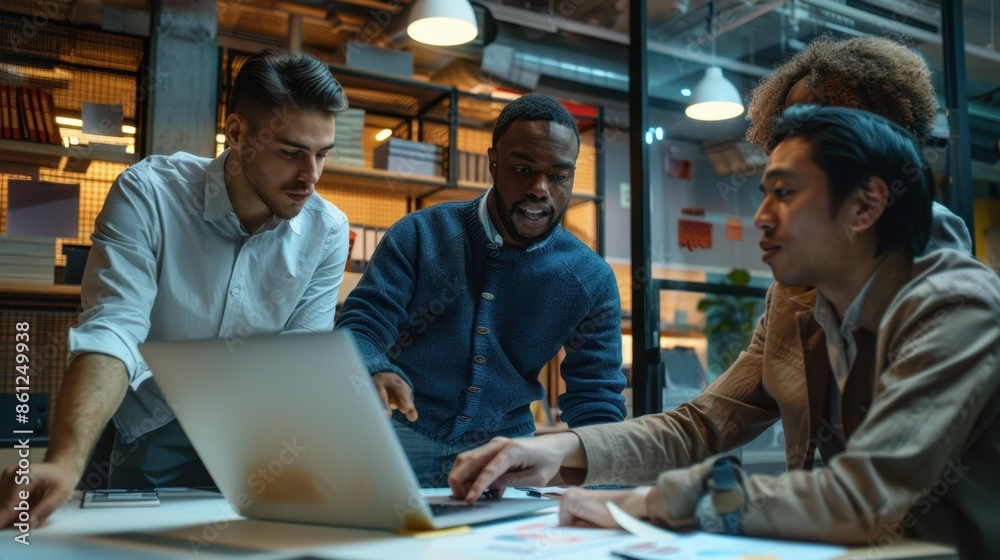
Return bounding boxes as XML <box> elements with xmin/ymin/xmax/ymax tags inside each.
<box><xmin>68</xmin><ymin>149</ymin><xmax>350</xmax><ymax>441</ymax></box>
<box><xmin>478</xmin><ymin>186</ymin><xmax>504</xmax><ymax>246</ymax></box>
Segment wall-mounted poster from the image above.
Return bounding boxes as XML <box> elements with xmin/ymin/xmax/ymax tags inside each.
<box><xmin>7</xmin><ymin>179</ymin><xmax>80</xmax><ymax>238</ymax></box>
<box><xmin>678</xmin><ymin>208</ymin><xmax>711</xmax><ymax>251</ymax></box>
<box><xmin>726</xmin><ymin>217</ymin><xmax>742</xmax><ymax>241</ymax></box>
<box><xmin>666</xmin><ymin>157</ymin><xmax>692</xmax><ymax>180</ymax></box>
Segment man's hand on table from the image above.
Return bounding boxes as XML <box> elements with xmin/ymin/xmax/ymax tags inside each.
<box><xmin>0</xmin><ymin>461</ymin><xmax>79</xmax><ymax>529</ymax></box>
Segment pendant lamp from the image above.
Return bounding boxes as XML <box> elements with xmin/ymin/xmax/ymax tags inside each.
<box><xmin>407</xmin><ymin>0</ymin><xmax>478</xmax><ymax>47</ymax></box>
<box><xmin>684</xmin><ymin>0</ymin><xmax>744</xmax><ymax>121</ymax></box>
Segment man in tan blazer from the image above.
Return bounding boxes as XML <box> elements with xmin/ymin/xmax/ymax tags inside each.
<box><xmin>448</xmin><ymin>106</ymin><xmax>1000</xmax><ymax>559</ymax></box>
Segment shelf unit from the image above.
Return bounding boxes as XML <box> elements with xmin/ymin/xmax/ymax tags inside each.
<box><xmin>0</xmin><ymin>9</ymin><xmax>147</xmax><ymax>434</ymax></box>
<box><xmin>0</xmin><ymin>139</ymin><xmax>138</xmax><ymax>171</ymax></box>
<box><xmin>0</xmin><ymin>139</ymin><xmax>65</xmax><ymax>170</ymax></box>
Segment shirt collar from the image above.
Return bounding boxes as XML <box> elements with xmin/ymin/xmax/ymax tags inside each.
<box><xmin>814</xmin><ymin>261</ymin><xmax>881</xmax><ymax>341</ymax></box>
<box><xmin>287</xmin><ymin>211</ymin><xmax>302</xmax><ymax>235</ymax></box>
<box><xmin>203</xmin><ymin>148</ymin><xmax>302</xmax><ymax>236</ymax></box>
<box><xmin>203</xmin><ymin>149</ymin><xmax>233</xmax><ymax>222</ymax></box>
<box><xmin>478</xmin><ymin>188</ymin><xmax>504</xmax><ymax>246</ymax></box>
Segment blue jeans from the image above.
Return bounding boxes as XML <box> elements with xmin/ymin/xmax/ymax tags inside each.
<box><xmin>392</xmin><ymin>419</ymin><xmax>532</xmax><ymax>488</ymax></box>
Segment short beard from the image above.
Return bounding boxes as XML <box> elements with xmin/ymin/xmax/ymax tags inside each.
<box><xmin>491</xmin><ymin>187</ymin><xmax>565</xmax><ymax>247</ymax></box>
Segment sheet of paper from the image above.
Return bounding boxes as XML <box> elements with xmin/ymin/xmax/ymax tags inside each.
<box><xmin>606</xmin><ymin>502</ymin><xmax>845</xmax><ymax>560</ymax></box>
<box><xmin>606</xmin><ymin>502</ymin><xmax>677</xmax><ymax>541</ymax></box>
<box><xmin>427</xmin><ymin>512</ymin><xmax>632</xmax><ymax>559</ymax></box>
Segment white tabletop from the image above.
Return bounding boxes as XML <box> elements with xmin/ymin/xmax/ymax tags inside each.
<box><xmin>0</xmin><ymin>489</ymin><xmax>957</xmax><ymax>560</ymax></box>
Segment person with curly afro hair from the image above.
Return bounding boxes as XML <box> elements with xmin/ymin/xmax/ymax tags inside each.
<box><xmin>745</xmin><ymin>33</ymin><xmax>971</xmax><ymax>254</ymax></box>
<box><xmin>746</xmin><ymin>34</ymin><xmax>938</xmax><ymax>150</ymax></box>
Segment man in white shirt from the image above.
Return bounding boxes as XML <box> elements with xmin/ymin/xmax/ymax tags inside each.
<box><xmin>0</xmin><ymin>49</ymin><xmax>350</xmax><ymax>527</ymax></box>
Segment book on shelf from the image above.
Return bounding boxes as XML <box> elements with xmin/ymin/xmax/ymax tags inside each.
<box><xmin>39</xmin><ymin>89</ymin><xmax>59</xmax><ymax>144</ymax></box>
<box><xmin>0</xmin><ymin>85</ymin><xmax>9</xmax><ymax>139</ymax></box>
<box><xmin>6</xmin><ymin>85</ymin><xmax>22</xmax><ymax>141</ymax></box>
<box><xmin>18</xmin><ymin>86</ymin><xmax>38</xmax><ymax>142</ymax></box>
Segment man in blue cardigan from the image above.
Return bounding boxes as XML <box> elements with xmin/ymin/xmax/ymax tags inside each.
<box><xmin>338</xmin><ymin>94</ymin><xmax>626</xmax><ymax>487</ymax></box>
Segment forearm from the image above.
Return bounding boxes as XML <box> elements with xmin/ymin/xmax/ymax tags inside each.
<box><xmin>44</xmin><ymin>353</ymin><xmax>129</xmax><ymax>479</ymax></box>
<box><xmin>547</xmin><ymin>431</ymin><xmax>588</xmax><ymax>485</ymax></box>
<box><xmin>554</xmin><ymin>432</ymin><xmax>587</xmax><ymax>469</ymax></box>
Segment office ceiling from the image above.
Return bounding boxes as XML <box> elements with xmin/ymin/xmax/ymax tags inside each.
<box><xmin>19</xmin><ymin>0</ymin><xmax>1000</xmax><ymax>182</ymax></box>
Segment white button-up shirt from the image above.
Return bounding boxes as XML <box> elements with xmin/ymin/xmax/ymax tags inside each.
<box><xmin>69</xmin><ymin>149</ymin><xmax>349</xmax><ymax>440</ymax></box>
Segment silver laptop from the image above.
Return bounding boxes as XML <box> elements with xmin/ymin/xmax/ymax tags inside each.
<box><xmin>140</xmin><ymin>330</ymin><xmax>551</xmax><ymax>531</ymax></box>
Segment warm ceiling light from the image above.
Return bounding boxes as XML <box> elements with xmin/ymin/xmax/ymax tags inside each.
<box><xmin>685</xmin><ymin>66</ymin><xmax>745</xmax><ymax>121</ymax></box>
<box><xmin>407</xmin><ymin>0</ymin><xmax>478</xmax><ymax>46</ymax></box>
<box><xmin>55</xmin><ymin>116</ymin><xmax>83</xmax><ymax>127</ymax></box>
<box><xmin>375</xmin><ymin>128</ymin><xmax>392</xmax><ymax>141</ymax></box>
<box><xmin>685</xmin><ymin>0</ymin><xmax>744</xmax><ymax>121</ymax></box>
<box><xmin>56</xmin><ymin>116</ymin><xmax>138</xmax><ymax>135</ymax></box>
<box><xmin>216</xmin><ymin>134</ymin><xmax>226</xmax><ymax>143</ymax></box>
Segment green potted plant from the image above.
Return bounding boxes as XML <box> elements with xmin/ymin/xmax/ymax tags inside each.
<box><xmin>697</xmin><ymin>268</ymin><xmax>763</xmax><ymax>382</ymax></box>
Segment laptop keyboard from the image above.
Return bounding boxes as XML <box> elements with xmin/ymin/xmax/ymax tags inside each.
<box><xmin>429</xmin><ymin>503</ymin><xmax>480</xmax><ymax>516</ymax></box>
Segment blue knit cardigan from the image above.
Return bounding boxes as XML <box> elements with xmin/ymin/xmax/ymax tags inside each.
<box><xmin>338</xmin><ymin>198</ymin><xmax>626</xmax><ymax>444</ymax></box>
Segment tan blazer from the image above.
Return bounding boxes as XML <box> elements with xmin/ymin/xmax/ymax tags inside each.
<box><xmin>570</xmin><ymin>249</ymin><xmax>1000</xmax><ymax>558</ymax></box>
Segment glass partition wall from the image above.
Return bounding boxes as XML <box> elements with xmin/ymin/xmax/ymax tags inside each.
<box><xmin>622</xmin><ymin>0</ymin><xmax>982</xmax><ymax>475</ymax></box>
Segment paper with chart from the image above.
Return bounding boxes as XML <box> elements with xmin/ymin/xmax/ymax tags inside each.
<box><xmin>427</xmin><ymin>512</ymin><xmax>632</xmax><ymax>559</ymax></box>
<box><xmin>606</xmin><ymin>502</ymin><xmax>845</xmax><ymax>560</ymax></box>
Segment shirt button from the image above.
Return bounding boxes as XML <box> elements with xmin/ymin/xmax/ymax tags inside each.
<box><xmin>468</xmin><ymin>386</ymin><xmax>481</xmax><ymax>393</ymax></box>
<box><xmin>481</xmin><ymin>292</ymin><xmax>494</xmax><ymax>300</ymax></box>
<box><xmin>457</xmin><ymin>415</ymin><xmax>471</xmax><ymax>422</ymax></box>
<box><xmin>476</xmin><ymin>327</ymin><xmax>490</xmax><ymax>335</ymax></box>
<box><xmin>231</xmin><ymin>287</ymin><xmax>241</xmax><ymax>296</ymax></box>
<box><xmin>474</xmin><ymin>356</ymin><xmax>486</xmax><ymax>364</ymax></box>
<box><xmin>487</xmin><ymin>243</ymin><xmax>499</xmax><ymax>250</ymax></box>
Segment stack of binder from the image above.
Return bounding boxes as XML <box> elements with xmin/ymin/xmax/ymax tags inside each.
<box><xmin>458</xmin><ymin>150</ymin><xmax>491</xmax><ymax>185</ymax></box>
<box><xmin>0</xmin><ymin>236</ymin><xmax>56</xmax><ymax>285</ymax></box>
<box><xmin>328</xmin><ymin>108</ymin><xmax>365</xmax><ymax>168</ymax></box>
<box><xmin>373</xmin><ymin>138</ymin><xmax>443</xmax><ymax>177</ymax></box>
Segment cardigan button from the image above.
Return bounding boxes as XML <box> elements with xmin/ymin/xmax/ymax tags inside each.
<box><xmin>468</xmin><ymin>386</ymin><xmax>481</xmax><ymax>393</ymax></box>
<box><xmin>476</xmin><ymin>327</ymin><xmax>490</xmax><ymax>335</ymax></box>
<box><xmin>481</xmin><ymin>292</ymin><xmax>494</xmax><ymax>301</ymax></box>
<box><xmin>474</xmin><ymin>356</ymin><xmax>486</xmax><ymax>364</ymax></box>
<box><xmin>457</xmin><ymin>415</ymin><xmax>471</xmax><ymax>422</ymax></box>
<box><xmin>487</xmin><ymin>243</ymin><xmax>499</xmax><ymax>250</ymax></box>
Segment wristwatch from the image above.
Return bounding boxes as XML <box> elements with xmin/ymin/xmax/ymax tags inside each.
<box><xmin>694</xmin><ymin>456</ymin><xmax>745</xmax><ymax>535</ymax></box>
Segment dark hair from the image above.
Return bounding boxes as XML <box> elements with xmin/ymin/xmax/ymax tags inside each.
<box><xmin>492</xmin><ymin>93</ymin><xmax>580</xmax><ymax>148</ymax></box>
<box><xmin>229</xmin><ymin>49</ymin><xmax>348</xmax><ymax>118</ymax></box>
<box><xmin>770</xmin><ymin>105</ymin><xmax>932</xmax><ymax>256</ymax></box>
<box><xmin>746</xmin><ymin>34</ymin><xmax>938</xmax><ymax>151</ymax></box>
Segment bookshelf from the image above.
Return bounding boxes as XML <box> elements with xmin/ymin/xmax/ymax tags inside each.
<box><xmin>0</xmin><ymin>139</ymin><xmax>139</xmax><ymax>170</ymax></box>
<box><xmin>0</xmin><ymin>12</ymin><xmax>145</xmax><ymax>265</ymax></box>
<box><xmin>0</xmin><ymin>9</ymin><xmax>147</xmax><ymax>435</ymax></box>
